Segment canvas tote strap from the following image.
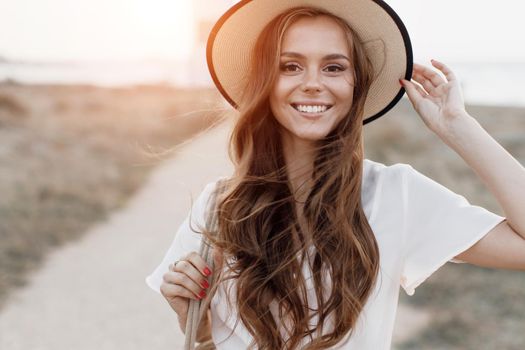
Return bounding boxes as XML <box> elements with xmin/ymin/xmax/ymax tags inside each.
<box><xmin>184</xmin><ymin>179</ymin><xmax>227</xmax><ymax>350</ymax></box>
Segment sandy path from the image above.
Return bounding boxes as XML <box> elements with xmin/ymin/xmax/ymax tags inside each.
<box><xmin>0</xmin><ymin>118</ymin><xmax>429</xmax><ymax>349</ymax></box>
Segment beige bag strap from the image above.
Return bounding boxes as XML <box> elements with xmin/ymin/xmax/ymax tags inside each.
<box><xmin>184</xmin><ymin>179</ymin><xmax>226</xmax><ymax>350</ymax></box>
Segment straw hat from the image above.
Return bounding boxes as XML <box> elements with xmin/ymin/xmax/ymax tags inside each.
<box><xmin>206</xmin><ymin>0</ymin><xmax>413</xmax><ymax>124</ymax></box>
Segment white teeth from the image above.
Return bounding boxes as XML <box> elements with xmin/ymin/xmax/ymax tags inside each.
<box><xmin>295</xmin><ymin>105</ymin><xmax>328</xmax><ymax>113</ymax></box>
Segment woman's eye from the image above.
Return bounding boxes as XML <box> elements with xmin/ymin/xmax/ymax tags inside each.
<box><xmin>324</xmin><ymin>65</ymin><xmax>345</xmax><ymax>73</ymax></box>
<box><xmin>280</xmin><ymin>63</ymin><xmax>301</xmax><ymax>72</ymax></box>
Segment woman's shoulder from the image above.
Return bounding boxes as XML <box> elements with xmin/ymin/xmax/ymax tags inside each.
<box><xmin>362</xmin><ymin>159</ymin><xmax>416</xmax><ymax>224</ymax></box>
<box><xmin>196</xmin><ymin>175</ymin><xmax>231</xmax><ymax>209</ymax></box>
<box><xmin>362</xmin><ymin>158</ymin><xmax>417</xmax><ymax>200</ymax></box>
<box><xmin>204</xmin><ymin>175</ymin><xmax>231</xmax><ymax>195</ymax></box>
<box><xmin>363</xmin><ymin>158</ymin><xmax>412</xmax><ymax>182</ymax></box>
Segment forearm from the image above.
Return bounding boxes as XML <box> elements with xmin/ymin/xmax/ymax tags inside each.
<box><xmin>437</xmin><ymin>112</ymin><xmax>525</xmax><ymax>237</ymax></box>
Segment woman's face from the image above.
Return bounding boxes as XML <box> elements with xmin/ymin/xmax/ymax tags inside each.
<box><xmin>269</xmin><ymin>16</ymin><xmax>355</xmax><ymax>144</ymax></box>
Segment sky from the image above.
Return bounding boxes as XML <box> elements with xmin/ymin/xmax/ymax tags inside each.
<box><xmin>0</xmin><ymin>0</ymin><xmax>524</xmax><ymax>63</ymax></box>
<box><xmin>0</xmin><ymin>0</ymin><xmax>196</xmax><ymax>62</ymax></box>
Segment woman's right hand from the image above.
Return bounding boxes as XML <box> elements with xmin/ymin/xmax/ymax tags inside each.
<box><xmin>160</xmin><ymin>251</ymin><xmax>213</xmax><ymax>331</ymax></box>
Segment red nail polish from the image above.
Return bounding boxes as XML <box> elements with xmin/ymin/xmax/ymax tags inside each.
<box><xmin>199</xmin><ymin>290</ymin><xmax>206</xmax><ymax>298</ymax></box>
<box><xmin>204</xmin><ymin>267</ymin><xmax>212</xmax><ymax>276</ymax></box>
<box><xmin>201</xmin><ymin>280</ymin><xmax>209</xmax><ymax>289</ymax></box>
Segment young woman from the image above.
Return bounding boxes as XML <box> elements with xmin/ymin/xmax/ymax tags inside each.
<box><xmin>146</xmin><ymin>1</ymin><xmax>525</xmax><ymax>349</ymax></box>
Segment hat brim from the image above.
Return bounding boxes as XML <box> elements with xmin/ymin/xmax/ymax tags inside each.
<box><xmin>207</xmin><ymin>0</ymin><xmax>413</xmax><ymax>125</ymax></box>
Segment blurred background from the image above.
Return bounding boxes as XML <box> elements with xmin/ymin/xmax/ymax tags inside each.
<box><xmin>0</xmin><ymin>0</ymin><xmax>523</xmax><ymax>349</ymax></box>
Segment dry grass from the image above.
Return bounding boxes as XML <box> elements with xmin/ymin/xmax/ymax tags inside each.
<box><xmin>0</xmin><ymin>82</ymin><xmax>227</xmax><ymax>309</ymax></box>
<box><xmin>364</xmin><ymin>99</ymin><xmax>525</xmax><ymax>349</ymax></box>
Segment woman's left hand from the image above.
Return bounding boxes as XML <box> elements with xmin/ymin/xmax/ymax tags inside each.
<box><xmin>400</xmin><ymin>59</ymin><xmax>469</xmax><ymax>135</ymax></box>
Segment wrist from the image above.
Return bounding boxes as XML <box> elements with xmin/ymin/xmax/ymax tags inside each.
<box><xmin>435</xmin><ymin>111</ymin><xmax>478</xmax><ymax>145</ymax></box>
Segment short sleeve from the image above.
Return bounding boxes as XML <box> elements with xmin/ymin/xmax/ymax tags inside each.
<box><xmin>145</xmin><ymin>180</ymin><xmax>219</xmax><ymax>295</ymax></box>
<box><xmin>399</xmin><ymin>164</ymin><xmax>505</xmax><ymax>296</ymax></box>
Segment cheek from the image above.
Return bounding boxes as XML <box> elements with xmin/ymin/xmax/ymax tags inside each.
<box><xmin>332</xmin><ymin>82</ymin><xmax>354</xmax><ymax>105</ymax></box>
<box><xmin>329</xmin><ymin>79</ymin><xmax>354</xmax><ymax>119</ymax></box>
<box><xmin>270</xmin><ymin>78</ymin><xmax>297</xmax><ymax>114</ymax></box>
<box><xmin>272</xmin><ymin>77</ymin><xmax>296</xmax><ymax>99</ymax></box>
<box><xmin>327</xmin><ymin>73</ymin><xmax>355</xmax><ymax>101</ymax></box>
<box><xmin>341</xmin><ymin>74</ymin><xmax>355</xmax><ymax>97</ymax></box>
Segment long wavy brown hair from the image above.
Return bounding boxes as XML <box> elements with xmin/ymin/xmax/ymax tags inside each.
<box><xmin>197</xmin><ymin>6</ymin><xmax>379</xmax><ymax>350</ymax></box>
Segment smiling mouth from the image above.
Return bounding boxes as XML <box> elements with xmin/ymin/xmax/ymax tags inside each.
<box><xmin>291</xmin><ymin>104</ymin><xmax>333</xmax><ymax>114</ymax></box>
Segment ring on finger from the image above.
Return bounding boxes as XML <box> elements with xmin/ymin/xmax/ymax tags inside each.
<box><xmin>172</xmin><ymin>260</ymin><xmax>183</xmax><ymax>270</ymax></box>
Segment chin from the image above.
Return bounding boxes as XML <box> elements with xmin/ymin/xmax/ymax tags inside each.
<box><xmin>295</xmin><ymin>131</ymin><xmax>329</xmax><ymax>142</ymax></box>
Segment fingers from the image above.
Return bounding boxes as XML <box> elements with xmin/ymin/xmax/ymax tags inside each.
<box><xmin>400</xmin><ymin>78</ymin><xmax>427</xmax><ymax>104</ymax></box>
<box><xmin>411</xmin><ymin>81</ymin><xmax>428</xmax><ymax>98</ymax></box>
<box><xmin>413</xmin><ymin>62</ymin><xmax>445</xmax><ymax>88</ymax></box>
<box><xmin>430</xmin><ymin>59</ymin><xmax>457</xmax><ymax>82</ymax></box>
<box><xmin>161</xmin><ymin>251</ymin><xmax>213</xmax><ymax>301</ymax></box>
<box><xmin>164</xmin><ymin>267</ymin><xmax>207</xmax><ymax>300</ymax></box>
<box><xmin>412</xmin><ymin>60</ymin><xmax>456</xmax><ymax>87</ymax></box>
<box><xmin>412</xmin><ymin>72</ymin><xmax>436</xmax><ymax>95</ymax></box>
<box><xmin>160</xmin><ymin>280</ymin><xmax>199</xmax><ymax>300</ymax></box>
<box><xmin>184</xmin><ymin>251</ymin><xmax>213</xmax><ymax>278</ymax></box>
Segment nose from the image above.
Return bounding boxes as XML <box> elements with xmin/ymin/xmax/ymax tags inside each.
<box><xmin>301</xmin><ymin>69</ymin><xmax>322</xmax><ymax>93</ymax></box>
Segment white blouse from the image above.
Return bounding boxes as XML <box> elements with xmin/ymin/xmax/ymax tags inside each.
<box><xmin>146</xmin><ymin>159</ymin><xmax>505</xmax><ymax>349</ymax></box>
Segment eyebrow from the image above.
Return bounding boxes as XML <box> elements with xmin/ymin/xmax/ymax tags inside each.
<box><xmin>280</xmin><ymin>51</ymin><xmax>351</xmax><ymax>62</ymax></box>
